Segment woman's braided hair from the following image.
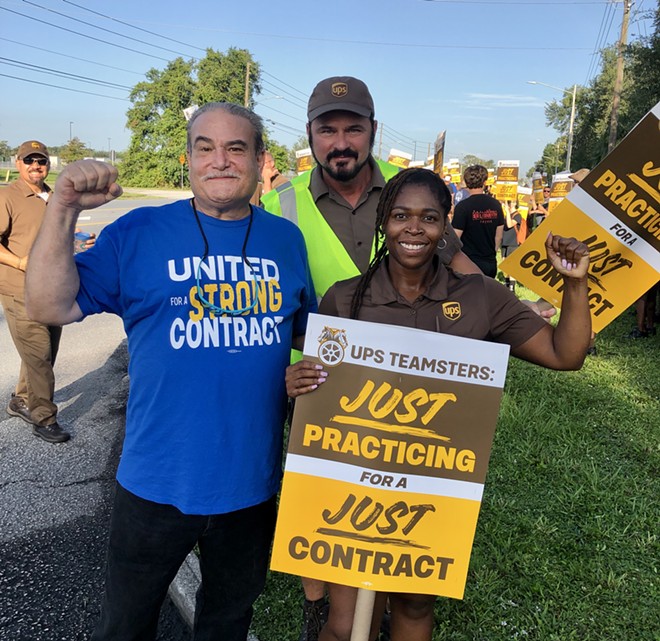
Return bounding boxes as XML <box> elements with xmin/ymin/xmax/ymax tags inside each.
<box><xmin>349</xmin><ymin>168</ymin><xmax>452</xmax><ymax>319</ymax></box>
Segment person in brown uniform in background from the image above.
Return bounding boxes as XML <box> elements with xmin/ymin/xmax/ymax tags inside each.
<box><xmin>0</xmin><ymin>140</ymin><xmax>69</xmax><ymax>443</ymax></box>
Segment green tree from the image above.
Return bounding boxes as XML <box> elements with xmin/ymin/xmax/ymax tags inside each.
<box><xmin>540</xmin><ymin>138</ymin><xmax>567</xmax><ymax>177</ymax></box>
<box><xmin>543</xmin><ymin>0</ymin><xmax>659</xmax><ymax>173</ymax></box>
<box><xmin>460</xmin><ymin>154</ymin><xmax>494</xmax><ymax>168</ymax></box>
<box><xmin>194</xmin><ymin>48</ymin><xmax>260</xmax><ymax>107</ymax></box>
<box><xmin>60</xmin><ymin>137</ymin><xmax>91</xmax><ymax>164</ymax></box>
<box><xmin>121</xmin><ymin>48</ymin><xmax>260</xmax><ymax>188</ymax></box>
<box><xmin>0</xmin><ymin>140</ymin><xmax>12</xmax><ymax>161</ymax></box>
<box><xmin>544</xmin><ymin>50</ymin><xmax>623</xmax><ymax>170</ymax></box>
<box><xmin>625</xmin><ymin>2</ymin><xmax>660</xmax><ymax>129</ymax></box>
<box><xmin>265</xmin><ymin>139</ymin><xmax>290</xmax><ymax>176</ymax></box>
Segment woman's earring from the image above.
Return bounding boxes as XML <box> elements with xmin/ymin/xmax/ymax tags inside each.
<box><xmin>438</xmin><ymin>238</ymin><xmax>448</xmax><ymax>250</ymax></box>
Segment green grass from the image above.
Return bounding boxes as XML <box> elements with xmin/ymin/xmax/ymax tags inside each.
<box><xmin>251</xmin><ymin>308</ymin><xmax>659</xmax><ymax>641</ymax></box>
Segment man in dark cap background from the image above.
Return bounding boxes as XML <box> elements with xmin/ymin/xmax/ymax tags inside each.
<box><xmin>0</xmin><ymin>140</ymin><xmax>70</xmax><ymax>443</ymax></box>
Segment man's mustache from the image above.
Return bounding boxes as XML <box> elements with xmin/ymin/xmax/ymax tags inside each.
<box><xmin>326</xmin><ymin>149</ymin><xmax>358</xmax><ymax>162</ymax></box>
<box><xmin>201</xmin><ymin>172</ymin><xmax>240</xmax><ymax>181</ymax></box>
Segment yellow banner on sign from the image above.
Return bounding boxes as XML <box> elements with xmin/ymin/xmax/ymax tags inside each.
<box><xmin>296</xmin><ymin>148</ymin><xmax>313</xmax><ymax>174</ymax></box>
<box><xmin>271</xmin><ymin>314</ymin><xmax>511</xmax><ymax>600</ymax></box>
<box><xmin>495</xmin><ymin>161</ymin><xmax>519</xmax><ymax>202</ymax></box>
<box><xmin>388</xmin><ymin>148</ymin><xmax>412</xmax><ymax>170</ymax></box>
<box><xmin>547</xmin><ymin>177</ymin><xmax>573</xmax><ymax>214</ymax></box>
<box><xmin>275</xmin><ymin>472</ymin><xmax>480</xmax><ymax>597</ymax></box>
<box><xmin>500</xmin><ymin>102</ymin><xmax>660</xmax><ymax>333</ymax></box>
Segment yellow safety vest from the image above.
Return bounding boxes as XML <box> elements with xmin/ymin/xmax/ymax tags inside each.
<box><xmin>261</xmin><ymin>159</ymin><xmax>400</xmax><ymax>298</ymax></box>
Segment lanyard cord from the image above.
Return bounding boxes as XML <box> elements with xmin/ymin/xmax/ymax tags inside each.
<box><xmin>190</xmin><ymin>198</ymin><xmax>258</xmax><ymax>316</ymax></box>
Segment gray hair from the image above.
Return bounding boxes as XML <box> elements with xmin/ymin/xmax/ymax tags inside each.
<box><xmin>186</xmin><ymin>102</ymin><xmax>265</xmax><ymax>154</ymax></box>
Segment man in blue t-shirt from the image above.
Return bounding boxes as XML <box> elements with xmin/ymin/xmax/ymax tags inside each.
<box><xmin>24</xmin><ymin>103</ymin><xmax>316</xmax><ymax>641</ymax></box>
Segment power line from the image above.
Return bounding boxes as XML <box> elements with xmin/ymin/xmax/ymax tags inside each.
<box><xmin>422</xmin><ymin>0</ymin><xmax>609</xmax><ymax>4</ymax></box>
<box><xmin>22</xmin><ymin>0</ymin><xmax>194</xmax><ymax>58</ymax></box>
<box><xmin>261</xmin><ymin>71</ymin><xmax>308</xmax><ymax>99</ymax></box>
<box><xmin>114</xmin><ymin>20</ymin><xmax>593</xmax><ymax>51</ymax></box>
<box><xmin>61</xmin><ymin>0</ymin><xmax>207</xmax><ymax>54</ymax></box>
<box><xmin>263</xmin><ymin>119</ymin><xmax>306</xmax><ymax>138</ymax></box>
<box><xmin>0</xmin><ymin>72</ymin><xmax>130</xmax><ymax>101</ymax></box>
<box><xmin>260</xmin><ymin>78</ymin><xmax>308</xmax><ymax>108</ymax></box>
<box><xmin>4</xmin><ymin>3</ymin><xmax>311</xmax><ymax>112</ymax></box>
<box><xmin>257</xmin><ymin>103</ymin><xmax>306</xmax><ymax>125</ymax></box>
<box><xmin>381</xmin><ymin>123</ymin><xmax>418</xmax><ymax>144</ymax></box>
<box><xmin>0</xmin><ymin>57</ymin><xmax>132</xmax><ymax>90</ymax></box>
<box><xmin>0</xmin><ymin>37</ymin><xmax>145</xmax><ymax>76</ymax></box>
<box><xmin>585</xmin><ymin>0</ymin><xmax>618</xmax><ymax>84</ymax></box>
<box><xmin>0</xmin><ymin>6</ymin><xmax>171</xmax><ymax>62</ymax></box>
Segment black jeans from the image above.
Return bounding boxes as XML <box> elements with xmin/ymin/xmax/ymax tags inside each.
<box><xmin>92</xmin><ymin>483</ymin><xmax>276</xmax><ymax>641</ymax></box>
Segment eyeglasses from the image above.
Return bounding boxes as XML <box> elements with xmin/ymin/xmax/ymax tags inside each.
<box><xmin>22</xmin><ymin>156</ymin><xmax>48</xmax><ymax>166</ymax></box>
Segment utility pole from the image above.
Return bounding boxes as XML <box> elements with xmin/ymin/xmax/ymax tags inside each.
<box><xmin>566</xmin><ymin>84</ymin><xmax>577</xmax><ymax>171</ymax></box>
<box><xmin>608</xmin><ymin>0</ymin><xmax>631</xmax><ymax>152</ymax></box>
<box><xmin>244</xmin><ymin>62</ymin><xmax>251</xmax><ymax>108</ymax></box>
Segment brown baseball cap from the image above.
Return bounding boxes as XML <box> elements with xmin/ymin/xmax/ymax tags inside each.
<box><xmin>17</xmin><ymin>140</ymin><xmax>49</xmax><ymax>160</ymax></box>
<box><xmin>307</xmin><ymin>76</ymin><xmax>375</xmax><ymax>121</ymax></box>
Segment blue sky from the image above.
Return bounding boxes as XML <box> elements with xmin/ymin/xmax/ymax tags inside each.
<box><xmin>0</xmin><ymin>0</ymin><xmax>655</xmax><ymax>173</ymax></box>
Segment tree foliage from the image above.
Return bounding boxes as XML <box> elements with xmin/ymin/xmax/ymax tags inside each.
<box><xmin>540</xmin><ymin>138</ymin><xmax>568</xmax><ymax>177</ymax></box>
<box><xmin>539</xmin><ymin>1</ymin><xmax>660</xmax><ymax>172</ymax></box>
<box><xmin>0</xmin><ymin>140</ymin><xmax>12</xmax><ymax>161</ymax></box>
<box><xmin>460</xmin><ymin>154</ymin><xmax>495</xmax><ymax>169</ymax></box>
<box><xmin>60</xmin><ymin>137</ymin><xmax>91</xmax><ymax>164</ymax></box>
<box><xmin>625</xmin><ymin>3</ymin><xmax>660</xmax><ymax>129</ymax></box>
<box><xmin>120</xmin><ymin>48</ymin><xmax>260</xmax><ymax>188</ymax></box>
<box><xmin>265</xmin><ymin>140</ymin><xmax>290</xmax><ymax>176</ymax></box>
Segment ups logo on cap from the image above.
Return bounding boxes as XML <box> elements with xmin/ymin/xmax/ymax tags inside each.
<box><xmin>30</xmin><ymin>142</ymin><xmax>41</xmax><ymax>149</ymax></box>
<box><xmin>442</xmin><ymin>302</ymin><xmax>461</xmax><ymax>320</ymax></box>
<box><xmin>331</xmin><ymin>82</ymin><xmax>348</xmax><ymax>98</ymax></box>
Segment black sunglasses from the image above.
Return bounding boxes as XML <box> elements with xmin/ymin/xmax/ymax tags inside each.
<box><xmin>22</xmin><ymin>156</ymin><xmax>48</xmax><ymax>166</ymax></box>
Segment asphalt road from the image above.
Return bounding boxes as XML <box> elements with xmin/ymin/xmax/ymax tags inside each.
<box><xmin>0</xmin><ymin>193</ymin><xmax>192</xmax><ymax>640</ymax></box>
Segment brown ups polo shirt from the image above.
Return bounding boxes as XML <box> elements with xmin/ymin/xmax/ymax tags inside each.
<box><xmin>0</xmin><ymin>180</ymin><xmax>50</xmax><ymax>297</ymax></box>
<box><xmin>319</xmin><ymin>256</ymin><xmax>547</xmax><ymax>348</ymax></box>
<box><xmin>309</xmin><ymin>158</ymin><xmax>462</xmax><ymax>273</ymax></box>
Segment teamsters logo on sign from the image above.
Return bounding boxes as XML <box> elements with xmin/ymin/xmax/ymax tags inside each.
<box><xmin>331</xmin><ymin>82</ymin><xmax>349</xmax><ymax>98</ymax></box>
<box><xmin>318</xmin><ymin>326</ymin><xmax>349</xmax><ymax>366</ymax></box>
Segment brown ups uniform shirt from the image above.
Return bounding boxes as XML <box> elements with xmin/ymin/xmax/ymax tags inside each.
<box><xmin>309</xmin><ymin>158</ymin><xmax>462</xmax><ymax>273</ymax></box>
<box><xmin>0</xmin><ymin>180</ymin><xmax>50</xmax><ymax>297</ymax></box>
<box><xmin>319</xmin><ymin>256</ymin><xmax>547</xmax><ymax>347</ymax></box>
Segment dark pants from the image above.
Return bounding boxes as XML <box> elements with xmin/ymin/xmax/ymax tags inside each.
<box><xmin>92</xmin><ymin>483</ymin><xmax>276</xmax><ymax>641</ymax></box>
<box><xmin>471</xmin><ymin>257</ymin><xmax>498</xmax><ymax>278</ymax></box>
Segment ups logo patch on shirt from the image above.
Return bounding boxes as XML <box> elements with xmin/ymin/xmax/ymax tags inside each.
<box><xmin>442</xmin><ymin>301</ymin><xmax>461</xmax><ymax>320</ymax></box>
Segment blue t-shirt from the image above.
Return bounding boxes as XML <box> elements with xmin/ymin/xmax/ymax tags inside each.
<box><xmin>75</xmin><ymin>200</ymin><xmax>316</xmax><ymax>514</ymax></box>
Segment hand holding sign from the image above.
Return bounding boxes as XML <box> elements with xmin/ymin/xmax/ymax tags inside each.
<box><xmin>544</xmin><ymin>233</ymin><xmax>590</xmax><ymax>280</ymax></box>
<box><xmin>286</xmin><ymin>360</ymin><xmax>328</xmax><ymax>397</ymax></box>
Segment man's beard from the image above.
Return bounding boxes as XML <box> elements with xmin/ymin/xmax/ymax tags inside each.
<box><xmin>316</xmin><ymin>150</ymin><xmax>369</xmax><ymax>182</ymax></box>
<box><xmin>309</xmin><ymin>127</ymin><xmax>375</xmax><ymax>182</ymax></box>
